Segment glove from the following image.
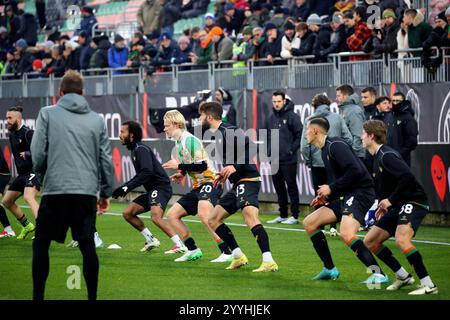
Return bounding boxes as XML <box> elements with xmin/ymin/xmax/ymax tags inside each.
<box><xmin>112</xmin><ymin>185</ymin><xmax>129</xmax><ymax>199</ymax></box>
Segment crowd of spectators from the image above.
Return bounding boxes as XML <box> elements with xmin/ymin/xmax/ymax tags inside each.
<box><xmin>0</xmin><ymin>0</ymin><xmax>449</xmax><ymax>78</ymax></box>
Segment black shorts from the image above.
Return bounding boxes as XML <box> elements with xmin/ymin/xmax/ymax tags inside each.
<box><xmin>375</xmin><ymin>202</ymin><xmax>428</xmax><ymax>237</ymax></box>
<box><xmin>218</xmin><ymin>181</ymin><xmax>260</xmax><ymax>215</ymax></box>
<box><xmin>177</xmin><ymin>183</ymin><xmax>223</xmax><ymax>216</ymax></box>
<box><xmin>0</xmin><ymin>174</ymin><xmax>11</xmax><ymax>194</ymax></box>
<box><xmin>35</xmin><ymin>194</ymin><xmax>97</xmax><ymax>243</ymax></box>
<box><xmin>326</xmin><ymin>188</ymin><xmax>376</xmax><ymax>225</ymax></box>
<box><xmin>133</xmin><ymin>185</ymin><xmax>172</xmax><ymax>212</ymax></box>
<box><xmin>8</xmin><ymin>173</ymin><xmax>41</xmax><ymax>193</ymax></box>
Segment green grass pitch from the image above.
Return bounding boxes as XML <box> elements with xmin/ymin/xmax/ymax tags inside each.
<box><xmin>1</xmin><ymin>199</ymin><xmax>449</xmax><ymax>300</ymax></box>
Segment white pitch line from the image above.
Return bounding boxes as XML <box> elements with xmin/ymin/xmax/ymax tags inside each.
<box><xmin>18</xmin><ymin>205</ymin><xmax>450</xmax><ymax>247</ymax></box>
<box><xmin>100</xmin><ymin>211</ymin><xmax>450</xmax><ymax>247</ymax></box>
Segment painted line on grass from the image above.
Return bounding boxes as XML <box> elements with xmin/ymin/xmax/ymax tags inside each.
<box><xmin>100</xmin><ymin>211</ymin><xmax>450</xmax><ymax>247</ymax></box>
<box><xmin>18</xmin><ymin>205</ymin><xmax>450</xmax><ymax>247</ymax></box>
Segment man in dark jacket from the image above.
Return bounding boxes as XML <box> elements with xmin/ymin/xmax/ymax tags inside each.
<box><xmin>78</xmin><ymin>31</ymin><xmax>93</xmax><ymax>70</ymax></box>
<box><xmin>75</xmin><ymin>6</ymin><xmax>97</xmax><ymax>37</ymax></box>
<box><xmin>216</xmin><ymin>3</ymin><xmax>245</xmax><ymax>36</ymax></box>
<box><xmin>266</xmin><ymin>91</ymin><xmax>302</xmax><ymax>225</ymax></box>
<box><xmin>373</xmin><ymin>96</ymin><xmax>396</xmax><ymax>147</ymax></box>
<box><xmin>89</xmin><ymin>35</ymin><xmax>110</xmax><ymax>69</ymax></box>
<box><xmin>318</xmin><ymin>13</ymin><xmax>348</xmax><ymax>60</ymax></box>
<box><xmin>390</xmin><ymin>92</ymin><xmax>418</xmax><ymax>167</ymax></box>
<box><xmin>361</xmin><ymin>86</ymin><xmax>377</xmax><ymax>120</ymax></box>
<box><xmin>5</xmin><ymin>5</ymin><xmax>21</xmax><ymax>45</ymax></box>
<box><xmin>15</xmin><ymin>38</ymin><xmax>35</xmax><ymax>75</ymax></box>
<box><xmin>308</xmin><ymin>0</ymin><xmax>335</xmax><ymax>16</ymax></box>
<box><xmin>372</xmin><ymin>9</ymin><xmax>400</xmax><ymax>57</ymax></box>
<box><xmin>17</xmin><ymin>11</ymin><xmax>38</xmax><ymax>46</ymax></box>
<box><xmin>313</xmin><ymin>18</ymin><xmax>332</xmax><ymax>62</ymax></box>
<box><xmin>292</xmin><ymin>22</ymin><xmax>317</xmax><ymax>57</ymax></box>
<box><xmin>180</xmin><ymin>0</ymin><xmax>209</xmax><ymax>19</ymax></box>
<box><xmin>263</xmin><ymin>22</ymin><xmax>283</xmax><ymax>64</ymax></box>
<box><xmin>291</xmin><ymin>0</ymin><xmax>310</xmax><ymax>22</ymax></box>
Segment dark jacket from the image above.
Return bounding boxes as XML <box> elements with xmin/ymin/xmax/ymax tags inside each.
<box><xmin>17</xmin><ymin>13</ymin><xmax>38</xmax><ymax>46</ymax></box>
<box><xmin>216</xmin><ymin>9</ymin><xmax>246</xmax><ymax>36</ymax></box>
<box><xmin>264</xmin><ymin>30</ymin><xmax>283</xmax><ymax>58</ymax></box>
<box><xmin>391</xmin><ymin>100</ymin><xmax>418</xmax><ymax>166</ymax></box>
<box><xmin>364</xmin><ymin>104</ymin><xmax>377</xmax><ymax>120</ymax></box>
<box><xmin>154</xmin><ymin>41</ymin><xmax>181</xmax><ymax>66</ymax></box>
<box><xmin>79</xmin><ymin>42</ymin><xmax>93</xmax><ymax>70</ymax></box>
<box><xmin>373</xmin><ymin>110</ymin><xmax>396</xmax><ymax>147</ymax></box>
<box><xmin>266</xmin><ymin>99</ymin><xmax>303</xmax><ymax>165</ymax></box>
<box><xmin>313</xmin><ymin>24</ymin><xmax>332</xmax><ymax>62</ymax></box>
<box><xmin>16</xmin><ymin>50</ymin><xmax>35</xmax><ymax>74</ymax></box>
<box><xmin>89</xmin><ymin>39</ymin><xmax>111</xmax><ymax>69</ymax></box>
<box><xmin>292</xmin><ymin>30</ymin><xmax>316</xmax><ymax>57</ymax></box>
<box><xmin>309</xmin><ymin>0</ymin><xmax>335</xmax><ymax>16</ymax></box>
<box><xmin>65</xmin><ymin>48</ymin><xmax>81</xmax><ymax>71</ymax></box>
<box><xmin>5</xmin><ymin>14</ymin><xmax>21</xmax><ymax>43</ymax></box>
<box><xmin>320</xmin><ymin>24</ymin><xmax>348</xmax><ymax>57</ymax></box>
<box><xmin>373</xmin><ymin>20</ymin><xmax>400</xmax><ymax>56</ymax></box>
<box><xmin>180</xmin><ymin>0</ymin><xmax>209</xmax><ymax>19</ymax></box>
<box><xmin>159</xmin><ymin>1</ymin><xmax>181</xmax><ymax>28</ymax></box>
<box><xmin>290</xmin><ymin>2</ymin><xmax>310</xmax><ymax>22</ymax></box>
<box><xmin>76</xmin><ymin>14</ymin><xmax>97</xmax><ymax>37</ymax></box>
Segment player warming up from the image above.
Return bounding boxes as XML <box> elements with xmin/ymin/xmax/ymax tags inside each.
<box><xmin>362</xmin><ymin>120</ymin><xmax>438</xmax><ymax>295</ymax></box>
<box><xmin>303</xmin><ymin>117</ymin><xmax>388</xmax><ymax>285</ymax></box>
<box><xmin>162</xmin><ymin>110</ymin><xmax>232</xmax><ymax>262</ymax></box>
<box><xmin>200</xmin><ymin>102</ymin><xmax>278</xmax><ymax>272</ymax></box>
<box><xmin>113</xmin><ymin>120</ymin><xmax>184</xmax><ymax>253</ymax></box>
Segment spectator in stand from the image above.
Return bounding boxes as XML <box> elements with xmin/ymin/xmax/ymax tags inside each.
<box><xmin>63</xmin><ymin>41</ymin><xmax>80</xmax><ymax>71</ymax></box>
<box><xmin>391</xmin><ymin>92</ymin><xmax>418</xmax><ymax>167</ymax></box>
<box><xmin>15</xmin><ymin>38</ymin><xmax>35</xmax><ymax>75</ymax></box>
<box><xmin>31</xmin><ymin>59</ymin><xmax>42</xmax><ymax>73</ymax></box>
<box><xmin>127</xmin><ymin>35</ymin><xmax>147</xmax><ymax>69</ymax></box>
<box><xmin>3</xmin><ymin>48</ymin><xmax>17</xmax><ymax>75</ymax></box>
<box><xmin>422</xmin><ymin>10</ymin><xmax>450</xmax><ymax>71</ymax></box>
<box><xmin>153</xmin><ymin>32</ymin><xmax>181</xmax><ymax>67</ymax></box>
<box><xmin>209</xmin><ymin>26</ymin><xmax>234</xmax><ymax>62</ymax></box>
<box><xmin>137</xmin><ymin>0</ymin><xmax>162</xmax><ymax>39</ymax></box>
<box><xmin>158</xmin><ymin>0</ymin><xmax>181</xmax><ymax>37</ymax></box>
<box><xmin>313</xmin><ymin>16</ymin><xmax>333</xmax><ymax>62</ymax></box>
<box><xmin>270</xmin><ymin>7</ymin><xmax>286</xmax><ymax>29</ymax></box>
<box><xmin>148</xmin><ymin>30</ymin><xmax>161</xmax><ymax>47</ymax></box>
<box><xmin>245</xmin><ymin>3</ymin><xmax>270</xmax><ymax>29</ymax></box>
<box><xmin>89</xmin><ymin>35</ymin><xmax>111</xmax><ymax>70</ymax></box>
<box><xmin>174</xmin><ymin>35</ymin><xmax>192</xmax><ymax>64</ymax></box>
<box><xmin>75</xmin><ymin>6</ymin><xmax>97</xmax><ymax>38</ymax></box>
<box><xmin>371</xmin><ymin>9</ymin><xmax>400</xmax><ymax>57</ymax></box>
<box><xmin>44</xmin><ymin>25</ymin><xmax>60</xmax><ymax>43</ymax></box>
<box><xmin>232</xmin><ymin>26</ymin><xmax>253</xmax><ymax>66</ymax></box>
<box><xmin>4</xmin><ymin>5</ymin><xmax>21</xmax><ymax>45</ymax></box>
<box><xmin>315</xmin><ymin>13</ymin><xmax>347</xmax><ymax>62</ymax></box>
<box><xmin>190</xmin><ymin>29</ymin><xmax>213</xmax><ymax>65</ymax></box>
<box><xmin>180</xmin><ymin>0</ymin><xmax>209</xmax><ymax>19</ymax></box>
<box><xmin>78</xmin><ymin>31</ymin><xmax>93</xmax><ymax>70</ymax></box>
<box><xmin>204</xmin><ymin>13</ymin><xmax>217</xmax><ymax>33</ymax></box>
<box><xmin>309</xmin><ymin>0</ymin><xmax>336</xmax><ymax>16</ymax></box>
<box><xmin>42</xmin><ymin>45</ymin><xmax>66</xmax><ymax>77</ymax></box>
<box><xmin>429</xmin><ymin>0</ymin><xmax>449</xmax><ymax>27</ymax></box>
<box><xmin>263</xmin><ymin>22</ymin><xmax>283</xmax><ymax>64</ymax></box>
<box><xmin>330</xmin><ymin>0</ymin><xmax>354</xmax><ymax>16</ymax></box>
<box><xmin>346</xmin><ymin>6</ymin><xmax>372</xmax><ymax>61</ymax></box>
<box><xmin>17</xmin><ymin>10</ymin><xmax>38</xmax><ymax>47</ymax></box>
<box><xmin>291</xmin><ymin>0</ymin><xmax>310</xmax><ymax>22</ymax></box>
<box><xmin>403</xmin><ymin>9</ymin><xmax>433</xmax><ymax>57</ymax></box>
<box><xmin>378</xmin><ymin>0</ymin><xmax>410</xmax><ymax>17</ymax></box>
<box><xmin>108</xmin><ymin>34</ymin><xmax>129</xmax><ymax>74</ymax></box>
<box><xmin>280</xmin><ymin>20</ymin><xmax>299</xmax><ymax>59</ymax></box>
<box><xmin>216</xmin><ymin>3</ymin><xmax>246</xmax><ymax>37</ymax></box>
<box><xmin>291</xmin><ymin>20</ymin><xmax>317</xmax><ymax>58</ymax></box>
<box><xmin>190</xmin><ymin>27</ymin><xmax>201</xmax><ymax>53</ymax></box>
<box><xmin>233</xmin><ymin>0</ymin><xmax>250</xmax><ymax>10</ymax></box>
<box><xmin>250</xmin><ymin>26</ymin><xmax>268</xmax><ymax>62</ymax></box>
<box><xmin>0</xmin><ymin>26</ymin><xmax>12</xmax><ymax>59</ymax></box>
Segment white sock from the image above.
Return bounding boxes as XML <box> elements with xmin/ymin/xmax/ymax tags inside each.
<box><xmin>262</xmin><ymin>251</ymin><xmax>274</xmax><ymax>263</ymax></box>
<box><xmin>171</xmin><ymin>235</ymin><xmax>184</xmax><ymax>247</ymax></box>
<box><xmin>420</xmin><ymin>276</ymin><xmax>434</xmax><ymax>288</ymax></box>
<box><xmin>4</xmin><ymin>226</ymin><xmax>13</xmax><ymax>233</ymax></box>
<box><xmin>141</xmin><ymin>228</ymin><xmax>154</xmax><ymax>242</ymax></box>
<box><xmin>395</xmin><ymin>267</ymin><xmax>409</xmax><ymax>279</ymax></box>
<box><xmin>94</xmin><ymin>232</ymin><xmax>99</xmax><ymax>240</ymax></box>
<box><xmin>232</xmin><ymin>247</ymin><xmax>243</xmax><ymax>259</ymax></box>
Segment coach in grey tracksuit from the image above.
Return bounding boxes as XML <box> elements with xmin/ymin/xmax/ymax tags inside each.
<box><xmin>30</xmin><ymin>71</ymin><xmax>113</xmax><ymax>301</ymax></box>
<box><xmin>301</xmin><ymin>94</ymin><xmax>353</xmax><ymax>195</ymax></box>
<box><xmin>336</xmin><ymin>86</ymin><xmax>366</xmax><ymax>159</ymax></box>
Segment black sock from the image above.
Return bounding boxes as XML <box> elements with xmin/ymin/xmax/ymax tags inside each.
<box><xmin>183</xmin><ymin>235</ymin><xmax>198</xmax><ymax>251</ymax></box>
<box><xmin>217</xmin><ymin>240</ymin><xmax>231</xmax><ymax>254</ymax></box>
<box><xmin>0</xmin><ymin>205</ymin><xmax>10</xmax><ymax>228</ymax></box>
<box><xmin>251</xmin><ymin>224</ymin><xmax>270</xmax><ymax>254</ymax></box>
<box><xmin>78</xmin><ymin>238</ymin><xmax>99</xmax><ymax>301</ymax></box>
<box><xmin>308</xmin><ymin>229</ymin><xmax>334</xmax><ymax>269</ymax></box>
<box><xmin>374</xmin><ymin>245</ymin><xmax>402</xmax><ymax>274</ymax></box>
<box><xmin>405</xmin><ymin>247</ymin><xmax>429</xmax><ymax>280</ymax></box>
<box><xmin>18</xmin><ymin>214</ymin><xmax>30</xmax><ymax>227</ymax></box>
<box><xmin>32</xmin><ymin>237</ymin><xmax>52</xmax><ymax>300</ymax></box>
<box><xmin>348</xmin><ymin>237</ymin><xmax>384</xmax><ymax>274</ymax></box>
<box><xmin>215</xmin><ymin>224</ymin><xmax>239</xmax><ymax>251</ymax></box>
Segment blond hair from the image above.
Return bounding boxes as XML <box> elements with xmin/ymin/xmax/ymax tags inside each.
<box><xmin>163</xmin><ymin>110</ymin><xmax>187</xmax><ymax>130</ymax></box>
